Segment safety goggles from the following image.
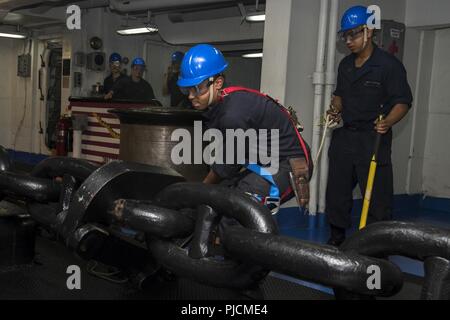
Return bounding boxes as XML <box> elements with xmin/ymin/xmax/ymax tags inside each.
<box><xmin>180</xmin><ymin>78</ymin><xmax>214</xmax><ymax>97</ymax></box>
<box><xmin>110</xmin><ymin>61</ymin><xmax>121</xmax><ymax>67</ymax></box>
<box><xmin>340</xmin><ymin>26</ymin><xmax>365</xmax><ymax>42</ymax></box>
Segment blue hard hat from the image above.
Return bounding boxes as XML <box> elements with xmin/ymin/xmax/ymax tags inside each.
<box><xmin>171</xmin><ymin>51</ymin><xmax>184</xmax><ymax>63</ymax></box>
<box><xmin>109</xmin><ymin>52</ymin><xmax>122</xmax><ymax>63</ymax></box>
<box><xmin>131</xmin><ymin>57</ymin><xmax>146</xmax><ymax>67</ymax></box>
<box><xmin>339</xmin><ymin>6</ymin><xmax>371</xmax><ymax>33</ymax></box>
<box><xmin>177</xmin><ymin>44</ymin><xmax>229</xmax><ymax>88</ymax></box>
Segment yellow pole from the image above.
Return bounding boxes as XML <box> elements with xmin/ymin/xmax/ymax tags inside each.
<box><xmin>359</xmin><ymin>155</ymin><xmax>378</xmax><ymax>229</ymax></box>
<box><xmin>359</xmin><ymin>115</ymin><xmax>384</xmax><ymax>230</ymax></box>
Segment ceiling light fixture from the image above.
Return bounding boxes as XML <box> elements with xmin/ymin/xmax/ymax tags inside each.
<box><xmin>242</xmin><ymin>52</ymin><xmax>263</xmax><ymax>58</ymax></box>
<box><xmin>117</xmin><ymin>11</ymin><xmax>158</xmax><ymax>36</ymax></box>
<box><xmin>245</xmin><ymin>13</ymin><xmax>265</xmax><ymax>22</ymax></box>
<box><xmin>0</xmin><ymin>32</ymin><xmax>26</xmax><ymax>39</ymax></box>
<box><xmin>245</xmin><ymin>0</ymin><xmax>265</xmax><ymax>22</ymax></box>
<box><xmin>116</xmin><ymin>25</ymin><xmax>158</xmax><ymax>35</ymax></box>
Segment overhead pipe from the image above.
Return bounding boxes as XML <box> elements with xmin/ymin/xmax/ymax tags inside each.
<box><xmin>71</xmin><ymin>115</ymin><xmax>88</xmax><ymax>159</ymax></box>
<box><xmin>0</xmin><ymin>0</ymin><xmax>46</xmax><ymax>11</ymax></box>
<box><xmin>109</xmin><ymin>0</ymin><xmax>235</xmax><ymax>13</ymax></box>
<box><xmin>309</xmin><ymin>0</ymin><xmax>329</xmax><ymax>216</ymax></box>
<box><xmin>155</xmin><ymin>13</ymin><xmax>264</xmax><ymax>46</ymax></box>
<box><xmin>318</xmin><ymin>0</ymin><xmax>339</xmax><ymax>213</ymax></box>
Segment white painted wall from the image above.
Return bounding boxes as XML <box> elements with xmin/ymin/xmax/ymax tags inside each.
<box><xmin>260</xmin><ymin>0</ymin><xmax>293</xmax><ymax>105</ymax></box>
<box><xmin>392</xmin><ymin>27</ymin><xmax>420</xmax><ymax>195</ymax></box>
<box><xmin>406</xmin><ymin>0</ymin><xmax>450</xmax><ymax>28</ymax></box>
<box><xmin>156</xmin><ymin>14</ymin><xmax>264</xmax><ymax>45</ymax></box>
<box><xmin>284</xmin><ymin>0</ymin><xmax>321</xmax><ymax>145</ymax></box>
<box><xmin>225</xmin><ymin>56</ymin><xmax>262</xmax><ymax>90</ymax></box>
<box><xmin>406</xmin><ymin>30</ymin><xmax>435</xmax><ymax>195</ymax></box>
<box><xmin>0</xmin><ymin>38</ymin><xmax>15</xmax><ymax>149</ymax></box>
<box><xmin>422</xmin><ymin>28</ymin><xmax>450</xmax><ymax>198</ymax></box>
<box><xmin>0</xmin><ymin>38</ymin><xmax>42</xmax><ymax>153</ymax></box>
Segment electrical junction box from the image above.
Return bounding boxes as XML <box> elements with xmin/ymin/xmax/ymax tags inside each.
<box><xmin>17</xmin><ymin>54</ymin><xmax>32</xmax><ymax>77</ymax></box>
<box><xmin>87</xmin><ymin>52</ymin><xmax>105</xmax><ymax>72</ymax></box>
<box><xmin>74</xmin><ymin>72</ymin><xmax>82</xmax><ymax>88</ymax></box>
<box><xmin>74</xmin><ymin>52</ymin><xmax>86</xmax><ymax>67</ymax></box>
<box><xmin>374</xmin><ymin>20</ymin><xmax>405</xmax><ymax>62</ymax></box>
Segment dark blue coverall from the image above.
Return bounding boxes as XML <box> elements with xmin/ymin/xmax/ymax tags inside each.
<box><xmin>326</xmin><ymin>44</ymin><xmax>413</xmax><ymax>242</ymax></box>
<box><xmin>204</xmin><ymin>90</ymin><xmax>309</xmax><ymax>205</ymax></box>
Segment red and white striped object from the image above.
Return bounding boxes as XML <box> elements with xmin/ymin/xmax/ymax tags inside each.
<box><xmin>68</xmin><ymin>101</ymin><xmax>146</xmax><ymax>165</ymax></box>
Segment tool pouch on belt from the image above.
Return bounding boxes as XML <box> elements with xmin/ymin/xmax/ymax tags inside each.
<box><xmin>289</xmin><ymin>157</ymin><xmax>310</xmax><ymax>208</ymax></box>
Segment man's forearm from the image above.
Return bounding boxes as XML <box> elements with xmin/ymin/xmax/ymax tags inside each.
<box><xmin>331</xmin><ymin>95</ymin><xmax>343</xmax><ymax>112</ymax></box>
<box><xmin>375</xmin><ymin>104</ymin><xmax>410</xmax><ymax>134</ymax></box>
<box><xmin>385</xmin><ymin>104</ymin><xmax>410</xmax><ymax>127</ymax></box>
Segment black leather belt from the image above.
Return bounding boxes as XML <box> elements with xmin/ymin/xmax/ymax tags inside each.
<box><xmin>344</xmin><ymin>123</ymin><xmax>373</xmax><ymax>131</ymax></box>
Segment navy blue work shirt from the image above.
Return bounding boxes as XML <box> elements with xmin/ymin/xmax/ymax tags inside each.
<box><xmin>203</xmin><ymin>91</ymin><xmax>306</xmax><ymax>179</ymax></box>
<box><xmin>111</xmin><ymin>76</ymin><xmax>156</xmax><ymax>102</ymax></box>
<box><xmin>167</xmin><ymin>72</ymin><xmax>191</xmax><ymax>107</ymax></box>
<box><xmin>103</xmin><ymin>73</ymin><xmax>127</xmax><ymax>94</ymax></box>
<box><xmin>334</xmin><ymin>44</ymin><xmax>413</xmax><ymax>128</ymax></box>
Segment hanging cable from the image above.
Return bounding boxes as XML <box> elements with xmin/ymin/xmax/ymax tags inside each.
<box><xmin>313</xmin><ymin>110</ymin><xmax>340</xmax><ymax>168</ymax></box>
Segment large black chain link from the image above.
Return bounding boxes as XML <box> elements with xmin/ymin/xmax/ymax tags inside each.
<box><xmin>1</xmin><ymin>153</ymin><xmax>449</xmax><ymax>300</ymax></box>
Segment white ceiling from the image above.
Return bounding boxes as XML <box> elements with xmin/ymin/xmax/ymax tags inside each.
<box><xmin>1</xmin><ymin>0</ymin><xmax>265</xmax><ymax>28</ymax></box>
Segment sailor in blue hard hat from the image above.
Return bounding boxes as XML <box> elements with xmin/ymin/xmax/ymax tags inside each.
<box><xmin>171</xmin><ymin>51</ymin><xmax>184</xmax><ymax>64</ymax></box>
<box><xmin>163</xmin><ymin>51</ymin><xmax>190</xmax><ymax>107</ymax></box>
<box><xmin>177</xmin><ymin>44</ymin><xmax>229</xmax><ymax>110</ymax></box>
<box><xmin>103</xmin><ymin>52</ymin><xmax>126</xmax><ymax>94</ymax></box>
<box><xmin>325</xmin><ymin>6</ymin><xmax>413</xmax><ymax>246</ymax></box>
<box><xmin>338</xmin><ymin>5</ymin><xmax>376</xmax><ymax>54</ymax></box>
<box><xmin>105</xmin><ymin>57</ymin><xmax>156</xmax><ymax>102</ymax></box>
<box><xmin>177</xmin><ymin>44</ymin><xmax>312</xmax><ymax>215</ymax></box>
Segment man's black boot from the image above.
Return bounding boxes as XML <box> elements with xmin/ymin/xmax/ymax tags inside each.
<box><xmin>327</xmin><ymin>224</ymin><xmax>346</xmax><ymax>247</ymax></box>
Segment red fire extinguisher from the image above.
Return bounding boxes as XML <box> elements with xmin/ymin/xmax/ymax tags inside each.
<box><xmin>55</xmin><ymin>115</ymin><xmax>72</xmax><ymax>156</ymax></box>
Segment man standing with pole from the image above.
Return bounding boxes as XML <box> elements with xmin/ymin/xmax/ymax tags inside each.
<box><xmin>325</xmin><ymin>6</ymin><xmax>413</xmax><ymax>246</ymax></box>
